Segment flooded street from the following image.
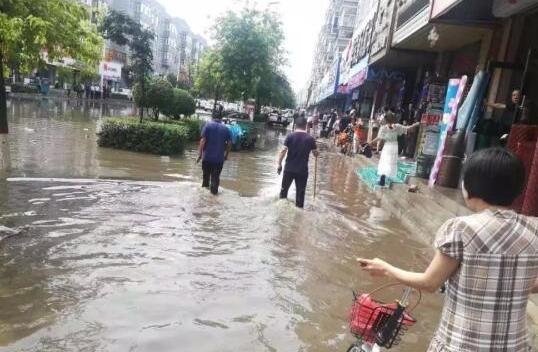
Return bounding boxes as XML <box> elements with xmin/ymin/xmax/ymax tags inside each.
<box><xmin>0</xmin><ymin>98</ymin><xmax>443</xmax><ymax>352</ymax></box>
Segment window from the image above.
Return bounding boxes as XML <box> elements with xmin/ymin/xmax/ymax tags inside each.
<box><xmin>342</xmin><ymin>13</ymin><xmax>356</xmax><ymax>28</ymax></box>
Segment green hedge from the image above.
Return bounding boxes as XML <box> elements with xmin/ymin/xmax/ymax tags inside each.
<box><xmin>164</xmin><ymin>117</ymin><xmax>204</xmax><ymax>141</ymax></box>
<box><xmin>97</xmin><ymin>118</ymin><xmax>189</xmax><ymax>155</ymax></box>
<box><xmin>10</xmin><ymin>83</ymin><xmax>39</xmax><ymax>94</ymax></box>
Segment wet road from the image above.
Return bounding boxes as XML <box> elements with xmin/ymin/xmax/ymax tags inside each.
<box><xmin>0</xmin><ymin>97</ymin><xmax>443</xmax><ymax>351</ymax></box>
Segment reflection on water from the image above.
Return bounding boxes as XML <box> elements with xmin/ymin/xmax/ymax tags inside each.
<box><xmin>0</xmin><ymin>98</ymin><xmax>443</xmax><ymax>351</ymax></box>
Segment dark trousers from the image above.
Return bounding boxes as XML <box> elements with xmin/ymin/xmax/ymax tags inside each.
<box><xmin>202</xmin><ymin>161</ymin><xmax>224</xmax><ymax>195</ymax></box>
<box><xmin>280</xmin><ymin>171</ymin><xmax>308</xmax><ymax>208</ymax></box>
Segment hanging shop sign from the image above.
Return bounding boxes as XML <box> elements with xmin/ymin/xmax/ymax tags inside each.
<box><xmin>429</xmin><ymin>76</ymin><xmax>468</xmax><ymax>187</ymax></box>
<box><xmin>348</xmin><ymin>62</ymin><xmax>405</xmax><ymax>91</ymax></box>
<box><xmin>99</xmin><ymin>61</ymin><xmax>122</xmax><ymax>80</ymax></box>
<box><xmin>422</xmin><ymin>126</ymin><xmax>441</xmax><ymax>156</ymax></box>
<box><xmin>350</xmin><ymin>1</ymin><xmax>377</xmax><ymax>68</ymax></box>
<box><xmin>367</xmin><ymin>68</ymin><xmax>405</xmax><ymax>82</ymax></box>
<box><xmin>317</xmin><ymin>56</ymin><xmax>341</xmax><ymax>102</ymax></box>
<box><xmin>370</xmin><ymin>0</ymin><xmax>397</xmax><ymax>59</ymax></box>
<box><xmin>493</xmin><ymin>0</ymin><xmax>538</xmax><ymax>17</ymax></box>
<box><xmin>338</xmin><ymin>41</ymin><xmax>353</xmax><ymax>93</ymax></box>
<box><xmin>348</xmin><ymin>56</ymin><xmax>370</xmax><ymax>90</ymax></box>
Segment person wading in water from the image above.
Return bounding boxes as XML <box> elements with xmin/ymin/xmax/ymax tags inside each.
<box><xmin>198</xmin><ymin>114</ymin><xmax>232</xmax><ymax>195</ymax></box>
<box><xmin>277</xmin><ymin>115</ymin><xmax>319</xmax><ymax>208</ymax></box>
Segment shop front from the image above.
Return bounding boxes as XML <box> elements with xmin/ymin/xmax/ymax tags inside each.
<box><xmin>363</xmin><ymin>0</ymin><xmax>496</xmax><ymax>186</ymax></box>
<box><xmin>337</xmin><ymin>41</ymin><xmax>354</xmax><ymax>111</ymax></box>
<box><xmin>488</xmin><ymin>1</ymin><xmax>538</xmax><ymax>216</ymax></box>
<box><xmin>99</xmin><ymin>61</ymin><xmax>123</xmax><ymax>93</ymax></box>
<box><xmin>313</xmin><ymin>55</ymin><xmax>341</xmax><ymax>112</ymax></box>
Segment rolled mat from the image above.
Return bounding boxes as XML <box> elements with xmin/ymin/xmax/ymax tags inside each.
<box><xmin>437</xmin><ymin>156</ymin><xmax>463</xmax><ymax>189</ymax></box>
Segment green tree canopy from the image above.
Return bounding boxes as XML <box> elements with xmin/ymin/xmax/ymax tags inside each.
<box><xmin>102</xmin><ymin>10</ymin><xmax>154</xmax><ymax>121</ymax></box>
<box><xmin>166</xmin><ymin>73</ymin><xmax>178</xmax><ymax>88</ymax></box>
<box><xmin>134</xmin><ymin>77</ymin><xmax>174</xmax><ymax>121</ymax></box>
<box><xmin>161</xmin><ymin>88</ymin><xmax>196</xmax><ymax>120</ymax></box>
<box><xmin>266</xmin><ymin>71</ymin><xmax>296</xmax><ymax>109</ymax></box>
<box><xmin>195</xmin><ymin>49</ymin><xmax>226</xmax><ymax>108</ymax></box>
<box><xmin>212</xmin><ymin>8</ymin><xmax>288</xmax><ymax>113</ymax></box>
<box><xmin>0</xmin><ymin>0</ymin><xmax>103</xmax><ymax>133</ymax></box>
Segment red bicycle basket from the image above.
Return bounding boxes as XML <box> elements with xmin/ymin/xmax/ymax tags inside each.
<box><xmin>349</xmin><ymin>293</ymin><xmax>416</xmax><ymax>343</ymax></box>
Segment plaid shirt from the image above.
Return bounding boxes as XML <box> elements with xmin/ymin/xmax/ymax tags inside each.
<box><xmin>428</xmin><ymin>209</ymin><xmax>538</xmax><ymax>352</ymax></box>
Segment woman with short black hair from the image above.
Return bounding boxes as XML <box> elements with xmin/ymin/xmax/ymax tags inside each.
<box><xmin>358</xmin><ymin>148</ymin><xmax>538</xmax><ymax>351</ymax></box>
<box><xmin>463</xmin><ymin>147</ymin><xmax>526</xmax><ymax>206</ymax></box>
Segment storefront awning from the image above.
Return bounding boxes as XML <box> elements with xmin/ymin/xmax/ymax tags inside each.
<box><xmin>392</xmin><ymin>23</ymin><xmax>492</xmax><ymax>52</ymax></box>
<box><xmin>316</xmin><ymin>56</ymin><xmax>341</xmax><ymax>103</ymax></box>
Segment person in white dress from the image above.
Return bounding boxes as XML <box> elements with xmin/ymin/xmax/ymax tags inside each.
<box><xmin>370</xmin><ymin>112</ymin><xmax>419</xmax><ymax>186</ymax></box>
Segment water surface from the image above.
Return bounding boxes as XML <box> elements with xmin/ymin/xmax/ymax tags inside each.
<box><xmin>0</xmin><ymin>97</ymin><xmax>443</xmax><ymax>351</ymax></box>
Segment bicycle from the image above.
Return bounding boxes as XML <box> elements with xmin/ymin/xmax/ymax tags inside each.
<box><xmin>346</xmin><ymin>283</ymin><xmax>421</xmax><ymax>352</ymax></box>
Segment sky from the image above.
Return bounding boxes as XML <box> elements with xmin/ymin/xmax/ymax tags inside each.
<box><xmin>156</xmin><ymin>0</ymin><xmax>328</xmax><ymax>93</ymax></box>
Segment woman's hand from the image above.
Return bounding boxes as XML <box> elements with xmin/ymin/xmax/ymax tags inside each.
<box><xmin>357</xmin><ymin>258</ymin><xmax>392</xmax><ymax>278</ymax></box>
<box><xmin>357</xmin><ymin>251</ymin><xmax>460</xmax><ymax>293</ymax></box>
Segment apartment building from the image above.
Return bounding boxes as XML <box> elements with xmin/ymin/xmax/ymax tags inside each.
<box><xmin>308</xmin><ymin>0</ymin><xmax>360</xmax><ymax>104</ymax></box>
<box><xmin>105</xmin><ymin>0</ymin><xmax>205</xmax><ymax>78</ymax></box>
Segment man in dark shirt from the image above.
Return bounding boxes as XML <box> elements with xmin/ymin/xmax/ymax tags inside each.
<box><xmin>327</xmin><ymin>109</ymin><xmax>337</xmax><ymax>133</ymax></box>
<box><xmin>339</xmin><ymin>110</ymin><xmax>351</xmax><ymax>131</ymax></box>
<box><xmin>487</xmin><ymin>89</ymin><xmax>526</xmax><ymax>140</ymax></box>
<box><xmin>277</xmin><ymin>116</ymin><xmax>319</xmax><ymax>208</ymax></box>
<box><xmin>198</xmin><ymin>117</ymin><xmax>232</xmax><ymax>195</ymax></box>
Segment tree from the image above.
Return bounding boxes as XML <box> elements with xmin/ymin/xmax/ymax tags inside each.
<box><xmin>102</xmin><ymin>10</ymin><xmax>154</xmax><ymax>122</ymax></box>
<box><xmin>178</xmin><ymin>69</ymin><xmax>194</xmax><ymax>91</ymax></box>
<box><xmin>213</xmin><ymin>8</ymin><xmax>286</xmax><ymax>113</ymax></box>
<box><xmin>134</xmin><ymin>77</ymin><xmax>174</xmax><ymax>121</ymax></box>
<box><xmin>162</xmin><ymin>88</ymin><xmax>196</xmax><ymax>120</ymax></box>
<box><xmin>166</xmin><ymin>73</ymin><xmax>178</xmax><ymax>88</ymax></box>
<box><xmin>79</xmin><ymin>66</ymin><xmax>100</xmax><ymax>84</ymax></box>
<box><xmin>195</xmin><ymin>49</ymin><xmax>226</xmax><ymax>112</ymax></box>
<box><xmin>132</xmin><ymin>78</ymin><xmax>149</xmax><ymax>111</ymax></box>
<box><xmin>0</xmin><ymin>0</ymin><xmax>103</xmax><ymax>134</ymax></box>
<box><xmin>265</xmin><ymin>71</ymin><xmax>296</xmax><ymax>109</ymax></box>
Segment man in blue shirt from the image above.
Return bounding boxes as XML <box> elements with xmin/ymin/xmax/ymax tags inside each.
<box><xmin>277</xmin><ymin>116</ymin><xmax>319</xmax><ymax>208</ymax></box>
<box><xmin>198</xmin><ymin>117</ymin><xmax>232</xmax><ymax>195</ymax></box>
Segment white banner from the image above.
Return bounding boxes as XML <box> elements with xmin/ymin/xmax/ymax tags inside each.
<box><xmin>99</xmin><ymin>61</ymin><xmax>122</xmax><ymax>80</ymax></box>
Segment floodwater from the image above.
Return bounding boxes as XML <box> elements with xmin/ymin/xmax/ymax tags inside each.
<box><xmin>0</xmin><ymin>97</ymin><xmax>443</xmax><ymax>352</ymax></box>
